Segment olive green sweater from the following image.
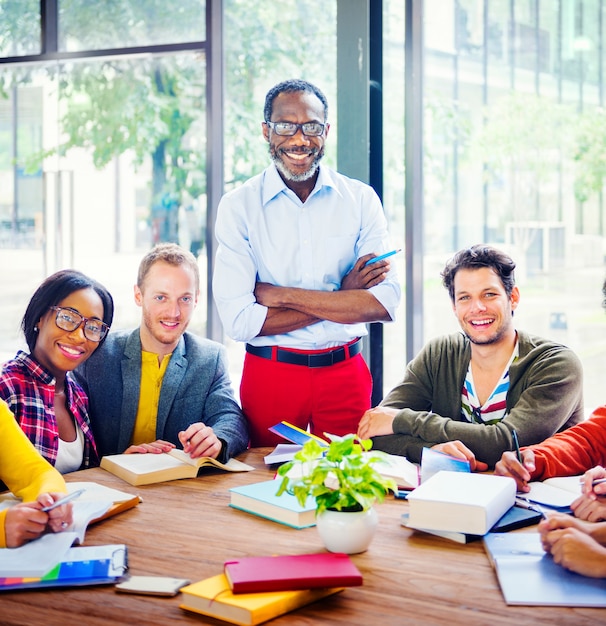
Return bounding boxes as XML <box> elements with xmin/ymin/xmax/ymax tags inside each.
<box><xmin>372</xmin><ymin>331</ymin><xmax>584</xmax><ymax>468</ymax></box>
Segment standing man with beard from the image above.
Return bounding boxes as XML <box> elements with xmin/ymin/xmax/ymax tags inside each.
<box><xmin>74</xmin><ymin>243</ymin><xmax>248</xmax><ymax>461</ymax></box>
<box><xmin>213</xmin><ymin>79</ymin><xmax>401</xmax><ymax>447</ymax></box>
<box><xmin>357</xmin><ymin>244</ymin><xmax>584</xmax><ymax>469</ymax></box>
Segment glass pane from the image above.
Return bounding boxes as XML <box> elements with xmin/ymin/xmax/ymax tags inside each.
<box><xmin>0</xmin><ymin>52</ymin><xmax>207</xmax><ymax>359</ymax></box>
<box><xmin>382</xmin><ymin>0</ymin><xmax>406</xmax><ymax>394</ymax></box>
<box><xmin>419</xmin><ymin>0</ymin><xmax>606</xmax><ymax>416</ymax></box>
<box><xmin>58</xmin><ymin>0</ymin><xmax>206</xmax><ymax>51</ymax></box>
<box><xmin>223</xmin><ymin>0</ymin><xmax>337</xmax><ymax>190</ymax></box>
<box><xmin>0</xmin><ymin>0</ymin><xmax>41</xmax><ymax>56</ymax></box>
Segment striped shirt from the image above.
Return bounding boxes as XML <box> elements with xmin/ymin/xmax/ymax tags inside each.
<box><xmin>461</xmin><ymin>342</ymin><xmax>519</xmax><ymax>425</ymax></box>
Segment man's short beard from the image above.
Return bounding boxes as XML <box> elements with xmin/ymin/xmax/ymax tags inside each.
<box><xmin>270</xmin><ymin>147</ymin><xmax>324</xmax><ymax>182</ymax></box>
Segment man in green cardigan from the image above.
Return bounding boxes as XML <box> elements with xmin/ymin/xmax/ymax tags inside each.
<box><xmin>357</xmin><ymin>244</ymin><xmax>584</xmax><ymax>470</ymax></box>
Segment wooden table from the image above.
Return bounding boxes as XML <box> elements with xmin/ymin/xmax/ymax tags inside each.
<box><xmin>1</xmin><ymin>448</ymin><xmax>604</xmax><ymax>625</ymax></box>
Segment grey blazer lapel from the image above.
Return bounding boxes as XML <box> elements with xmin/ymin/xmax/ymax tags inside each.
<box><xmin>118</xmin><ymin>330</ymin><xmax>144</xmax><ymax>452</ymax></box>
<box><xmin>156</xmin><ymin>336</ymin><xmax>187</xmax><ymax>436</ymax></box>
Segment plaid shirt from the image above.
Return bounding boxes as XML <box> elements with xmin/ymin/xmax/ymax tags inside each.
<box><xmin>0</xmin><ymin>351</ymin><xmax>99</xmax><ymax>469</ymax></box>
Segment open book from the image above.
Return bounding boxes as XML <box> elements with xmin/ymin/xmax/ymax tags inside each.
<box><xmin>526</xmin><ymin>475</ymin><xmax>582</xmax><ymax>510</ymax></box>
<box><xmin>0</xmin><ymin>481</ymin><xmax>140</xmax><ymax>545</ymax></box>
<box><xmin>100</xmin><ymin>449</ymin><xmax>254</xmax><ymax>486</ymax></box>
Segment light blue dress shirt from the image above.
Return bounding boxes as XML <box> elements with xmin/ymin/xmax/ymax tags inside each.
<box><xmin>213</xmin><ymin>164</ymin><xmax>401</xmax><ymax>350</ymax></box>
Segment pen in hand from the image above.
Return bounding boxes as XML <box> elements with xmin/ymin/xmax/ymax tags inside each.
<box><xmin>364</xmin><ymin>248</ymin><xmax>402</xmax><ymax>266</ymax></box>
<box><xmin>41</xmin><ymin>488</ymin><xmax>84</xmax><ymax>512</ymax></box>
<box><xmin>511</xmin><ymin>429</ymin><xmax>522</xmax><ymax>464</ymax></box>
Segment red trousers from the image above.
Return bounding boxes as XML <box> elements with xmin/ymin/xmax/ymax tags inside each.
<box><xmin>240</xmin><ymin>347</ymin><xmax>373</xmax><ymax>447</ymax></box>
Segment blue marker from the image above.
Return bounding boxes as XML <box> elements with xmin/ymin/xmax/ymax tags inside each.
<box><xmin>365</xmin><ymin>248</ymin><xmax>402</xmax><ymax>266</ymax></box>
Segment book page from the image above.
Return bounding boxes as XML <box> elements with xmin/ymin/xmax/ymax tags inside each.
<box><xmin>108</xmin><ymin>453</ymin><xmax>187</xmax><ymax>473</ymax></box>
<box><xmin>543</xmin><ymin>475</ymin><xmax>583</xmax><ymax>495</ymax></box>
<box><xmin>66</xmin><ymin>481</ymin><xmax>139</xmax><ymax>503</ymax></box>
<box><xmin>369</xmin><ymin>453</ymin><xmax>420</xmax><ymax>488</ymax></box>
<box><xmin>527</xmin><ymin>481</ymin><xmax>577</xmax><ymax>508</ymax></box>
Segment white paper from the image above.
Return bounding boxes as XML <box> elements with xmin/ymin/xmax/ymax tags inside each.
<box><xmin>0</xmin><ymin>532</ymin><xmax>78</xmax><ymax>577</ymax></box>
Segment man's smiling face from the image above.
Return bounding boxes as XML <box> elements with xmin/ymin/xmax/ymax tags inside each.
<box><xmin>452</xmin><ymin>266</ymin><xmax>519</xmax><ymax>346</ymax></box>
<box><xmin>263</xmin><ymin>90</ymin><xmax>329</xmax><ymax>183</ymax></box>
<box><xmin>135</xmin><ymin>260</ymin><xmax>198</xmax><ymax>355</ymax></box>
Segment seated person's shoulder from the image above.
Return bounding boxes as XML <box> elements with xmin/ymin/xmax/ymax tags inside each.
<box><xmin>182</xmin><ymin>332</ymin><xmax>225</xmax><ymax>357</ymax></box>
<box><xmin>518</xmin><ymin>331</ymin><xmax>581</xmax><ymax>364</ymax></box>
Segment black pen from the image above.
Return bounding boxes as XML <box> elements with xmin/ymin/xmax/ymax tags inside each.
<box><xmin>592</xmin><ymin>478</ymin><xmax>606</xmax><ymax>487</ymax></box>
<box><xmin>511</xmin><ymin>429</ymin><xmax>522</xmax><ymax>463</ymax></box>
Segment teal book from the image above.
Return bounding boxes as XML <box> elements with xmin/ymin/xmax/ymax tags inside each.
<box><xmin>484</xmin><ymin>532</ymin><xmax>606</xmax><ymax>606</ymax></box>
<box><xmin>229</xmin><ymin>479</ymin><xmax>316</xmax><ymax>529</ymax></box>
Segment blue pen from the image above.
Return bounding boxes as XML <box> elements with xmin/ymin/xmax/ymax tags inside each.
<box><xmin>365</xmin><ymin>248</ymin><xmax>402</xmax><ymax>266</ymax></box>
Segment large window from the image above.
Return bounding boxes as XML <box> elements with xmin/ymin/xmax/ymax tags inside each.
<box><xmin>382</xmin><ymin>0</ymin><xmax>606</xmax><ymax>413</ymax></box>
<box><xmin>2</xmin><ymin>1</ymin><xmax>606</xmax><ymax>416</ymax></box>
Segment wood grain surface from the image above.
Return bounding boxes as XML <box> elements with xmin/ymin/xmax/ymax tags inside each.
<box><xmin>1</xmin><ymin>448</ymin><xmax>604</xmax><ymax>626</ymax></box>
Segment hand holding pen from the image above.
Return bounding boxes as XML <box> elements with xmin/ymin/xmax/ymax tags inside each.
<box><xmin>579</xmin><ymin>466</ymin><xmax>606</xmax><ymax>500</ymax></box>
<box><xmin>493</xmin><ymin>429</ymin><xmax>536</xmax><ymax>492</ymax></box>
<box><xmin>39</xmin><ymin>489</ymin><xmax>82</xmax><ymax>532</ymax></box>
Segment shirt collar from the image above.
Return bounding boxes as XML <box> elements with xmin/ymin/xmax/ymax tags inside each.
<box><xmin>16</xmin><ymin>350</ymin><xmax>55</xmax><ymax>386</ymax></box>
<box><xmin>262</xmin><ymin>163</ymin><xmax>339</xmax><ymax>206</ymax></box>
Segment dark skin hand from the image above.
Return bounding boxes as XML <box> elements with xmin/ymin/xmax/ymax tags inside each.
<box><xmin>254</xmin><ymin>253</ymin><xmax>392</xmax><ymax>336</ymax></box>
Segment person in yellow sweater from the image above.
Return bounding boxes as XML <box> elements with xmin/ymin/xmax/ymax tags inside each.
<box><xmin>0</xmin><ymin>398</ymin><xmax>72</xmax><ymax>548</ymax></box>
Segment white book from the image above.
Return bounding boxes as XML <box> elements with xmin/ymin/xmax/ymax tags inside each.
<box><xmin>406</xmin><ymin>471</ymin><xmax>516</xmax><ymax>536</ymax></box>
<box><xmin>263</xmin><ymin>444</ymin><xmax>303</xmax><ymax>465</ymax></box>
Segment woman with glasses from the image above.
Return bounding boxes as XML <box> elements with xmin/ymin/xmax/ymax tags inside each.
<box><xmin>0</xmin><ymin>270</ymin><xmax>114</xmax><ymax>473</ymax></box>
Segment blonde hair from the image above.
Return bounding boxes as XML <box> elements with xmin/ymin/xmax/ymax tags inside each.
<box><xmin>137</xmin><ymin>243</ymin><xmax>200</xmax><ymax>294</ymax></box>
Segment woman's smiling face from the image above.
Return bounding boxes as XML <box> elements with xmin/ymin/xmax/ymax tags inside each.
<box><xmin>32</xmin><ymin>287</ymin><xmax>105</xmax><ymax>378</ymax></box>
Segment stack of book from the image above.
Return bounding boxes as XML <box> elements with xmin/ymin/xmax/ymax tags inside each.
<box><xmin>179</xmin><ymin>552</ymin><xmax>363</xmax><ymax>625</ymax></box>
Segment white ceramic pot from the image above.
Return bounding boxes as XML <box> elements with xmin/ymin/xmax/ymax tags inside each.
<box><xmin>316</xmin><ymin>507</ymin><xmax>379</xmax><ymax>554</ymax></box>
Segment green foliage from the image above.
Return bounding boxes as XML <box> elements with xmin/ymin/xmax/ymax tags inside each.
<box><xmin>223</xmin><ymin>0</ymin><xmax>336</xmax><ymax>186</ymax></box>
<box><xmin>276</xmin><ymin>434</ymin><xmax>397</xmax><ymax>515</ymax></box>
<box><xmin>0</xmin><ymin>0</ymin><xmax>337</xmax><ymax>230</ymax></box>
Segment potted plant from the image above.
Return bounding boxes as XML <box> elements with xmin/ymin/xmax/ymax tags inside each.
<box><xmin>276</xmin><ymin>434</ymin><xmax>398</xmax><ymax>554</ymax></box>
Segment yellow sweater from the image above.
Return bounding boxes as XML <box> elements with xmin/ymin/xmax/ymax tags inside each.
<box><xmin>0</xmin><ymin>399</ymin><xmax>67</xmax><ymax>547</ymax></box>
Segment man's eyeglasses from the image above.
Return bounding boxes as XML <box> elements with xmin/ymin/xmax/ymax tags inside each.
<box><xmin>265</xmin><ymin>121</ymin><xmax>326</xmax><ymax>137</ymax></box>
<box><xmin>50</xmin><ymin>306</ymin><xmax>109</xmax><ymax>343</ymax></box>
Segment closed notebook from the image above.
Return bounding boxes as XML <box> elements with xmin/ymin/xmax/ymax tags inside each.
<box><xmin>100</xmin><ymin>449</ymin><xmax>254</xmax><ymax>486</ymax></box>
<box><xmin>484</xmin><ymin>532</ymin><xmax>606</xmax><ymax>606</ymax></box>
<box><xmin>406</xmin><ymin>471</ymin><xmax>516</xmax><ymax>535</ymax></box>
<box><xmin>268</xmin><ymin>421</ymin><xmax>329</xmax><ymax>447</ymax></box>
<box><xmin>229</xmin><ymin>479</ymin><xmax>316</xmax><ymax>529</ymax></box>
<box><xmin>224</xmin><ymin>552</ymin><xmax>362</xmax><ymax>593</ymax></box>
<box><xmin>179</xmin><ymin>573</ymin><xmax>343</xmax><ymax>626</ymax></box>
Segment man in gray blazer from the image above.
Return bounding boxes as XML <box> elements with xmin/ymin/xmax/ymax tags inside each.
<box><xmin>75</xmin><ymin>243</ymin><xmax>248</xmax><ymax>462</ymax></box>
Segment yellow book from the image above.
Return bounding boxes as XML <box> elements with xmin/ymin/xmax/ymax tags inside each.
<box><xmin>179</xmin><ymin>574</ymin><xmax>343</xmax><ymax>626</ymax></box>
<box><xmin>100</xmin><ymin>449</ymin><xmax>254</xmax><ymax>486</ymax></box>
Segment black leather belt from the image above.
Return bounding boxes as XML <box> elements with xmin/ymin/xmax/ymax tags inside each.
<box><xmin>245</xmin><ymin>338</ymin><xmax>362</xmax><ymax>368</ymax></box>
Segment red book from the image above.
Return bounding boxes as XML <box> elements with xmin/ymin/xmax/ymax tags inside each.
<box><xmin>223</xmin><ymin>552</ymin><xmax>363</xmax><ymax>594</ymax></box>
